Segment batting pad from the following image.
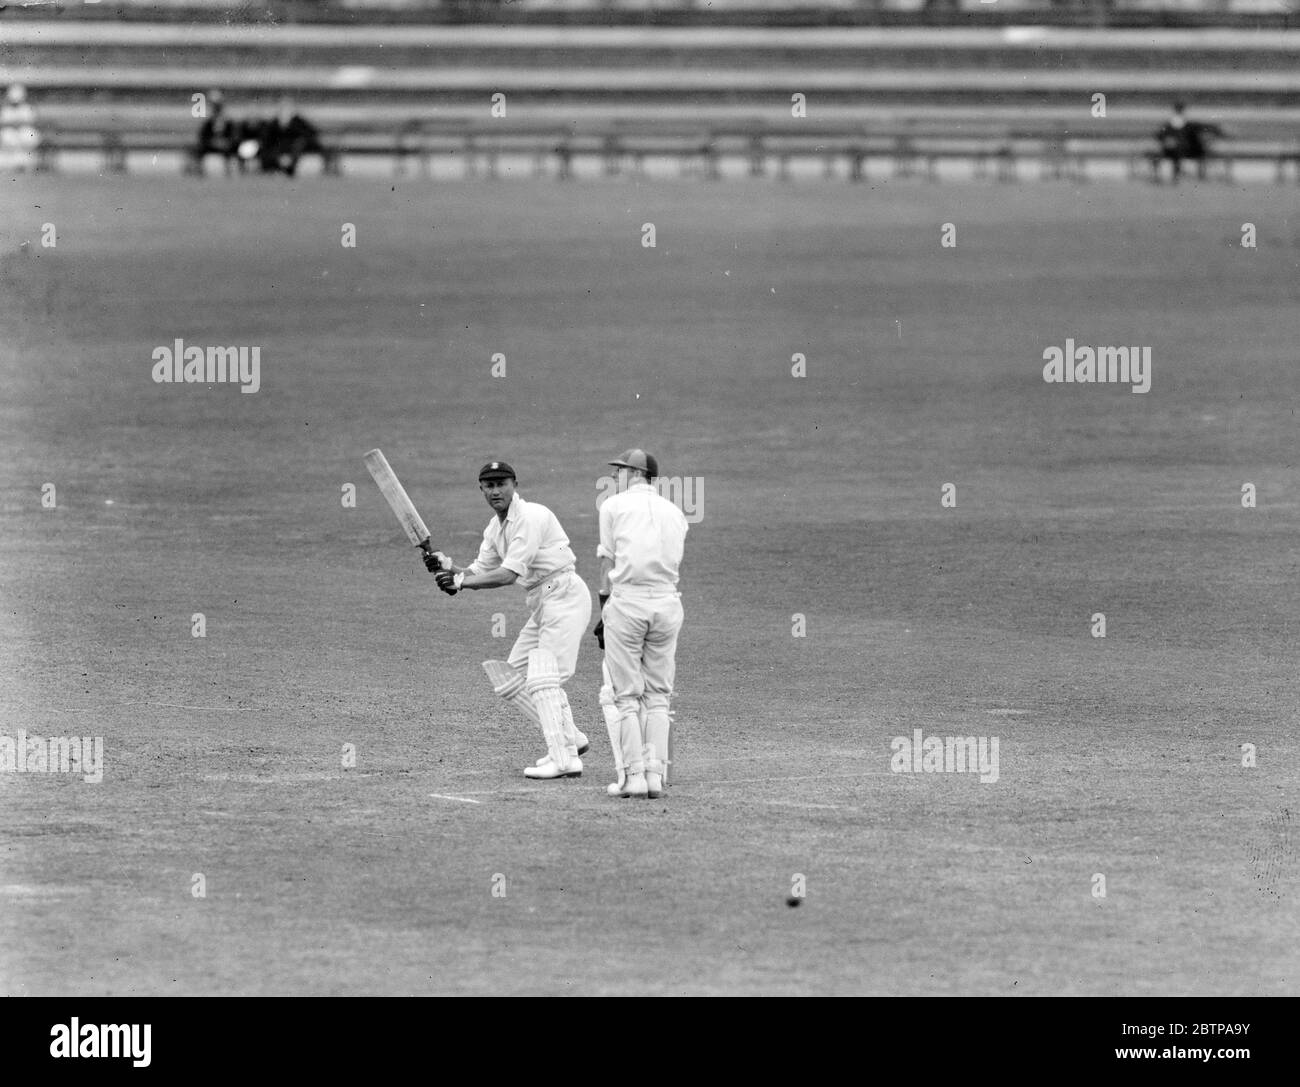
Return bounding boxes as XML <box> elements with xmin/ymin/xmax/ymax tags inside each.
<box><xmin>617</xmin><ymin>709</ymin><xmax>645</xmax><ymax>775</ymax></box>
<box><xmin>557</xmin><ymin>689</ymin><xmax>582</xmax><ymax>750</ymax></box>
<box><xmin>644</xmin><ymin>694</ymin><xmax>672</xmax><ymax>786</ymax></box>
<box><xmin>599</xmin><ymin>676</ymin><xmax>623</xmax><ymax>774</ymax></box>
<box><xmin>482</xmin><ymin>660</ymin><xmax>540</xmax><ymax>727</ymax></box>
<box><xmin>524</xmin><ymin>648</ymin><xmax>570</xmax><ymax>766</ymax></box>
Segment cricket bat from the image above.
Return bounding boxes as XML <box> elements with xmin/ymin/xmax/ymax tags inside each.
<box><xmin>364</xmin><ymin>449</ymin><xmax>434</xmax><ymax>555</ymax></box>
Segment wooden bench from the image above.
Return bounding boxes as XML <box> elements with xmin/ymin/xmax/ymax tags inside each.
<box><xmin>338</xmin><ymin>120</ymin><xmax>570</xmax><ymax>179</ymax></box>
<box><xmin>30</xmin><ymin>119</ymin><xmax>1300</xmax><ymax>186</ymax></box>
<box><xmin>1189</xmin><ymin>143</ymin><xmax>1300</xmax><ymax>184</ymax></box>
<box><xmin>1060</xmin><ymin>137</ymin><xmax>1300</xmax><ymax>184</ymax></box>
<box><xmin>35</xmin><ymin>127</ymin><xmax>196</xmax><ymax>173</ymax></box>
<box><xmin>592</xmin><ymin>120</ymin><xmax>718</xmax><ymax>179</ymax></box>
<box><xmin>34</xmin><ymin>124</ymin><xmax>340</xmax><ymax>175</ymax></box>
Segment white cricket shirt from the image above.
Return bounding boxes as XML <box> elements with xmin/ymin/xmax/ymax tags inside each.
<box><xmin>467</xmin><ymin>493</ymin><xmax>577</xmax><ymax>590</ymax></box>
<box><xmin>597</xmin><ymin>480</ymin><xmax>688</xmax><ymax>594</ymax></box>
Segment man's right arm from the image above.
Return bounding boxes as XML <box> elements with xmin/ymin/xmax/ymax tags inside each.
<box><xmin>429</xmin><ymin>528</ymin><xmax>499</xmax><ymax>577</ymax></box>
<box><xmin>598</xmin><ymin>498</ymin><xmax>620</xmax><ymax>593</ymax></box>
<box><xmin>592</xmin><ymin>505</ymin><xmax>616</xmax><ymax>647</ymax></box>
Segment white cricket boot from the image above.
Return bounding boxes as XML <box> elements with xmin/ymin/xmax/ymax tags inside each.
<box><xmin>535</xmin><ymin>732</ymin><xmax>588</xmax><ymax>765</ymax></box>
<box><xmin>644</xmin><ymin>744</ymin><xmax>664</xmax><ymax>799</ymax></box>
<box><xmin>644</xmin><ymin>698</ymin><xmax>671</xmax><ymax>795</ymax></box>
<box><xmin>615</xmin><ymin>704</ymin><xmax>646</xmax><ymax>797</ymax></box>
<box><xmin>525</xmin><ymin>755</ymin><xmax>582</xmax><ymax>779</ymax></box>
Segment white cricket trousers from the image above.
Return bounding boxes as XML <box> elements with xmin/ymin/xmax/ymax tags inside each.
<box><xmin>506</xmin><ymin>568</ymin><xmax>592</xmax><ymax>683</ymax></box>
<box><xmin>602</xmin><ymin>591</ymin><xmax>684</xmax><ymax>706</ymax></box>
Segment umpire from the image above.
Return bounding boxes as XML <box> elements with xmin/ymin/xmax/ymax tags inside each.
<box><xmin>595</xmin><ymin>449</ymin><xmax>688</xmax><ymax>799</ymax></box>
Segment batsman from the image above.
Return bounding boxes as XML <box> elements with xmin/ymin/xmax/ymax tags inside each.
<box><xmin>426</xmin><ymin>461</ymin><xmax>593</xmax><ymax>779</ymax></box>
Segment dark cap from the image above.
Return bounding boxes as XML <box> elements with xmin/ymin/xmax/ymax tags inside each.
<box><xmin>609</xmin><ymin>448</ymin><xmax>658</xmax><ymax>479</ymax></box>
<box><xmin>478</xmin><ymin>460</ymin><xmax>516</xmax><ymax>482</ymax></box>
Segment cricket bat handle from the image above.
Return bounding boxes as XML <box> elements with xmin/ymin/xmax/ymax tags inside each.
<box><xmin>421</xmin><ymin>541</ymin><xmax>456</xmax><ymax>574</ymax></box>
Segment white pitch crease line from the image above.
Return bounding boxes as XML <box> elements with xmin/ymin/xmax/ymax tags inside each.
<box><xmin>36</xmin><ymin>702</ymin><xmax>251</xmax><ymax>712</ymax></box>
<box><xmin>755</xmin><ymin>800</ymin><xmax>857</xmax><ymax>812</ymax></box>
<box><xmin>691</xmin><ymin>755</ymin><xmax>875</xmax><ymax>766</ymax></box>
<box><xmin>710</xmin><ymin>772</ymin><xmax>884</xmax><ymax>785</ymax></box>
<box><xmin>429</xmin><ymin>793</ymin><xmax>483</xmax><ymax>804</ymax></box>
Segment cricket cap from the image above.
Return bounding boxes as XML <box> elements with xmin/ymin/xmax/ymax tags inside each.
<box><xmin>608</xmin><ymin>449</ymin><xmax>659</xmax><ymax>479</ymax></box>
<box><xmin>478</xmin><ymin>461</ymin><xmax>516</xmax><ymax>482</ymax></box>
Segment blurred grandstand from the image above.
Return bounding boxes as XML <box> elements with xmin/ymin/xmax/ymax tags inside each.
<box><xmin>3</xmin><ymin>1</ymin><xmax>1298</xmax><ymax>26</ymax></box>
<box><xmin>2</xmin><ymin>0</ymin><xmax>1296</xmax><ymax>181</ymax></box>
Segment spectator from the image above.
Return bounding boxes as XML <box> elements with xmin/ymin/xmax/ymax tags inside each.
<box><xmin>231</xmin><ymin>115</ymin><xmax>264</xmax><ymax>175</ymax></box>
<box><xmin>1185</xmin><ymin>117</ymin><xmax>1225</xmax><ymax>181</ymax></box>
<box><xmin>256</xmin><ymin>98</ymin><xmax>323</xmax><ymax>178</ymax></box>
<box><xmin>0</xmin><ymin>83</ymin><xmax>40</xmax><ymax>174</ymax></box>
<box><xmin>1155</xmin><ymin>102</ymin><xmax>1191</xmax><ymax>183</ymax></box>
<box><xmin>192</xmin><ymin>89</ymin><xmax>237</xmax><ymax>177</ymax></box>
<box><xmin>189</xmin><ymin>96</ymin><xmax>324</xmax><ymax>180</ymax></box>
<box><xmin>1155</xmin><ymin>102</ymin><xmax>1223</xmax><ymax>184</ymax></box>
<box><xmin>232</xmin><ymin>115</ymin><xmax>263</xmax><ymax>175</ymax></box>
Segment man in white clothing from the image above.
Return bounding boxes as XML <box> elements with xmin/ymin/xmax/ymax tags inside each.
<box><xmin>595</xmin><ymin>449</ymin><xmax>688</xmax><ymax>799</ymax></box>
<box><xmin>427</xmin><ymin>461</ymin><xmax>592</xmax><ymax>780</ymax></box>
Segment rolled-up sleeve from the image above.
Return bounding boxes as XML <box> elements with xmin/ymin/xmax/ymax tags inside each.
<box><xmin>465</xmin><ymin>531</ymin><xmax>501</xmax><ymax>577</ymax></box>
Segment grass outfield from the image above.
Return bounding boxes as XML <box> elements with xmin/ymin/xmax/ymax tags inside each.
<box><xmin>1</xmin><ymin>174</ymin><xmax>1297</xmax><ymax>996</ymax></box>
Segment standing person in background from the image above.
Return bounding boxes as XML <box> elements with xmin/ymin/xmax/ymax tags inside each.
<box><xmin>595</xmin><ymin>449</ymin><xmax>688</xmax><ymax>800</ymax></box>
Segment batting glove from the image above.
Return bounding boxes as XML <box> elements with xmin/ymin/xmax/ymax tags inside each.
<box><xmin>424</xmin><ymin>550</ymin><xmax>452</xmax><ymax>573</ymax></box>
<box><xmin>434</xmin><ymin>569</ymin><xmax>460</xmax><ymax>595</ymax></box>
<box><xmin>423</xmin><ymin>548</ymin><xmax>454</xmax><ymax>572</ymax></box>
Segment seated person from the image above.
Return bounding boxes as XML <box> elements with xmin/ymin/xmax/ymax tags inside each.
<box><xmin>256</xmin><ymin>99</ymin><xmax>323</xmax><ymax>178</ymax></box>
